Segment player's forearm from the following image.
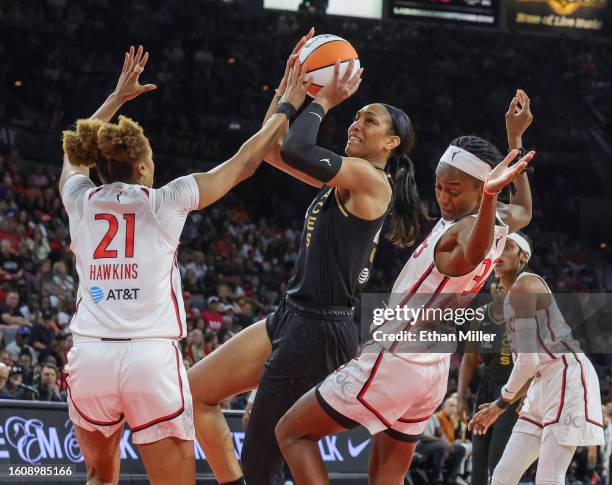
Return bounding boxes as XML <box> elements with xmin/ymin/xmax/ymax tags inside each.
<box><xmin>508</xmin><ymin>172</ymin><xmax>532</xmax><ymax>228</ymax></box>
<box><xmin>91</xmin><ymin>93</ymin><xmax>124</xmax><ymax>123</ymax></box>
<box><xmin>464</xmin><ymin>192</ymin><xmax>497</xmax><ymax>265</ymax></box>
<box><xmin>234</xmin><ymin>113</ymin><xmax>288</xmax><ymax>179</ymax></box>
<box><xmin>457</xmin><ymin>355</ymin><xmax>476</xmax><ymax>401</ymax></box>
<box><xmin>262</xmin><ymin>92</ymin><xmax>281</xmax><ymax>126</ymax></box>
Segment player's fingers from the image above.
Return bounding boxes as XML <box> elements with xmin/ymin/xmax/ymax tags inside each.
<box><xmin>134</xmin><ymin>45</ymin><xmax>144</xmax><ymax>65</ymax></box>
<box><xmin>141</xmin><ymin>84</ymin><xmax>157</xmax><ymax>92</ymax></box>
<box><xmin>341</xmin><ymin>59</ymin><xmax>355</xmax><ymax>84</ymax></box>
<box><xmin>507</xmin><ymin>97</ymin><xmax>518</xmax><ymax>115</ymax></box>
<box><xmin>332</xmin><ymin>60</ymin><xmax>340</xmax><ymax>84</ymax></box>
<box><xmin>292</xmin><ymin>36</ymin><xmax>305</xmax><ymax>56</ymax></box>
<box><xmin>500</xmin><ymin>148</ymin><xmax>519</xmax><ymax>168</ymax></box>
<box><xmin>122</xmin><ymin>52</ymin><xmax>129</xmax><ymax>73</ymax></box>
<box><xmin>138</xmin><ymin>51</ymin><xmax>149</xmax><ymax>70</ymax></box>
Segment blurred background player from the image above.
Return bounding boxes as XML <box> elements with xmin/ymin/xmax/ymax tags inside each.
<box><xmin>275</xmin><ymin>93</ymin><xmax>536</xmax><ymax>483</ymax></box>
<box><xmin>60</xmin><ymin>45</ymin><xmax>308</xmax><ymax>485</ymax></box>
<box><xmin>469</xmin><ymin>233</ymin><xmax>605</xmax><ymax>484</ymax></box>
<box><xmin>188</xmin><ymin>30</ymin><xmax>429</xmax><ymax>485</ymax></box>
<box><xmin>457</xmin><ymin>279</ymin><xmax>517</xmax><ymax>485</ymax></box>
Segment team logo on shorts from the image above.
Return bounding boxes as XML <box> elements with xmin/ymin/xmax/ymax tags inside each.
<box><xmin>90</xmin><ymin>286</ymin><xmax>104</xmax><ymax>304</ymax></box>
<box><xmin>358</xmin><ymin>267</ymin><xmax>370</xmax><ymax>284</ymax></box>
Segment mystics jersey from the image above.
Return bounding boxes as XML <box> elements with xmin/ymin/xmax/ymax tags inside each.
<box><xmin>287</xmin><ymin>186</ymin><xmax>387</xmax><ymax>308</ymax></box>
<box><xmin>61</xmin><ymin>174</ymin><xmax>199</xmax><ymax>339</ymax></box>
<box><xmin>369</xmin><ymin>216</ymin><xmax>508</xmax><ymax>363</ymax></box>
<box><xmin>504</xmin><ymin>272</ymin><xmax>582</xmax><ymax>371</ymax></box>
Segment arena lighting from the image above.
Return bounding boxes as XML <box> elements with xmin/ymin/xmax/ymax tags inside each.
<box><xmin>13</xmin><ymin>80</ymin><xmax>22</xmax><ymax>87</ymax></box>
<box><xmin>227</xmin><ymin>57</ymin><xmax>236</xmax><ymax>64</ymax></box>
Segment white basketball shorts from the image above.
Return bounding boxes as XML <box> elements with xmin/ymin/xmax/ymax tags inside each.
<box><xmin>316</xmin><ymin>349</ymin><xmax>449</xmax><ymax>441</ymax></box>
<box><xmin>64</xmin><ymin>337</ymin><xmax>194</xmax><ymax>445</ymax></box>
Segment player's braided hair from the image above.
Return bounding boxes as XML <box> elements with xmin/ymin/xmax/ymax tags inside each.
<box><xmin>62</xmin><ymin>116</ymin><xmax>150</xmax><ymax>183</ymax></box>
<box><xmin>382</xmin><ymin>104</ymin><xmax>428</xmax><ymax>248</ymax></box>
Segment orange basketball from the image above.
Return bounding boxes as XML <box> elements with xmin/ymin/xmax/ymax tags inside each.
<box><xmin>298</xmin><ymin>34</ymin><xmax>360</xmax><ymax>97</ymax></box>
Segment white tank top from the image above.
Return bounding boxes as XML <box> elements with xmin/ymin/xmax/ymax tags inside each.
<box><xmin>369</xmin><ymin>216</ymin><xmax>508</xmax><ymax>363</ymax></box>
<box><xmin>62</xmin><ymin>174</ymin><xmax>199</xmax><ymax>339</ymax></box>
<box><xmin>504</xmin><ymin>272</ymin><xmax>581</xmax><ymax>373</ymax></box>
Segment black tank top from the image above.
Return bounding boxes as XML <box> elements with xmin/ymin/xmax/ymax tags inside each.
<box><xmin>287</xmin><ymin>186</ymin><xmax>387</xmax><ymax>308</ymax></box>
<box><xmin>477</xmin><ymin>303</ymin><xmax>513</xmax><ymax>383</ymax></box>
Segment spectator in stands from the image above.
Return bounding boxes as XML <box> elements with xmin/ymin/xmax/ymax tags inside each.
<box><xmin>203</xmin><ymin>296</ymin><xmax>223</xmax><ymax>332</ymax></box>
<box><xmin>14</xmin><ymin>363</ymin><xmax>65</xmax><ymax>401</ymax></box>
<box><xmin>0</xmin><ymin>350</ymin><xmax>12</xmax><ymax>367</ymax></box>
<box><xmin>416</xmin><ymin>397</ymin><xmax>467</xmax><ymax>485</ymax></box>
<box><xmin>29</xmin><ymin>311</ymin><xmax>56</xmax><ymax>363</ymax></box>
<box><xmin>435</xmin><ymin>395</ymin><xmax>468</xmax><ymax>485</ymax></box>
<box><xmin>18</xmin><ymin>349</ymin><xmax>34</xmax><ymax>385</ymax></box>
<box><xmin>0</xmin><ymin>291</ymin><xmax>32</xmax><ymax>330</ymax></box>
<box><xmin>183</xmin><ymin>291</ymin><xmax>199</xmax><ymax>328</ymax></box>
<box><xmin>42</xmin><ymin>261</ymin><xmax>74</xmax><ymax>308</ymax></box>
<box><xmin>188</xmin><ymin>328</ymin><xmax>205</xmax><ymax>363</ymax></box>
<box><xmin>5</xmin><ymin>326</ymin><xmax>37</xmax><ymax>364</ymax></box>
<box><xmin>0</xmin><ymin>240</ymin><xmax>24</xmax><ymax>281</ymax></box>
<box><xmin>2</xmin><ymin>365</ymin><xmax>23</xmax><ymax>399</ymax></box>
<box><xmin>203</xmin><ymin>330</ymin><xmax>218</xmax><ymax>356</ymax></box>
<box><xmin>0</xmin><ymin>363</ymin><xmax>9</xmax><ymax>398</ymax></box>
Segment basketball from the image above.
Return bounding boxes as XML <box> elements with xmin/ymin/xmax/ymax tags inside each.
<box><xmin>298</xmin><ymin>34</ymin><xmax>360</xmax><ymax>97</ymax></box>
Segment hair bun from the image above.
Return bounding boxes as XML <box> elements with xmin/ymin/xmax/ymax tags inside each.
<box><xmin>62</xmin><ymin>119</ymin><xmax>104</xmax><ymax>167</ymax></box>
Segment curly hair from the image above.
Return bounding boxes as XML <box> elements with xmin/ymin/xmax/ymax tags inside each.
<box><xmin>62</xmin><ymin>116</ymin><xmax>150</xmax><ymax>183</ymax></box>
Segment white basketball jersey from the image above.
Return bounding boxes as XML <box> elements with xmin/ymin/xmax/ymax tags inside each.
<box><xmin>372</xmin><ymin>216</ymin><xmax>508</xmax><ymax>363</ymax></box>
<box><xmin>504</xmin><ymin>272</ymin><xmax>582</xmax><ymax>372</ymax></box>
<box><xmin>63</xmin><ymin>175</ymin><xmax>199</xmax><ymax>339</ymax></box>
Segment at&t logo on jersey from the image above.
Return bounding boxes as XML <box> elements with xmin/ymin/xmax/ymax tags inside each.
<box><xmin>89</xmin><ymin>288</ymin><xmax>140</xmax><ymax>303</ymax></box>
<box><xmin>90</xmin><ymin>287</ymin><xmax>104</xmax><ymax>304</ymax></box>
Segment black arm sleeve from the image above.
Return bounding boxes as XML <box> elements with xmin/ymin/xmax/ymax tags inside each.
<box><xmin>280</xmin><ymin>102</ymin><xmax>343</xmax><ymax>183</ymax></box>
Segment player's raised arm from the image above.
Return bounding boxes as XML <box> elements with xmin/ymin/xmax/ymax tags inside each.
<box><xmin>192</xmin><ymin>63</ymin><xmax>311</xmax><ymax>210</ymax></box>
<box><xmin>262</xmin><ymin>29</ymin><xmax>324</xmax><ymax>188</ymax></box>
<box><xmin>279</xmin><ymin>59</ymin><xmax>391</xmax><ymax>197</ymax></box>
<box><xmin>60</xmin><ymin>46</ymin><xmax>156</xmax><ymax>194</ymax></box>
<box><xmin>496</xmin><ymin>89</ymin><xmax>534</xmax><ymax>233</ymax></box>
<box><xmin>435</xmin><ymin>149</ymin><xmax>535</xmax><ymax>276</ymax></box>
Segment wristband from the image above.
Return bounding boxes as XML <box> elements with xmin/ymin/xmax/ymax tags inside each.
<box><xmin>495</xmin><ymin>396</ymin><xmax>511</xmax><ymax>409</ymax></box>
<box><xmin>276</xmin><ymin>101</ymin><xmax>296</xmax><ymax>120</ymax></box>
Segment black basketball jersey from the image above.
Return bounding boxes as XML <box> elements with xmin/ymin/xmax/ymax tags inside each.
<box><xmin>477</xmin><ymin>303</ymin><xmax>513</xmax><ymax>383</ymax></box>
<box><xmin>287</xmin><ymin>186</ymin><xmax>387</xmax><ymax>308</ymax></box>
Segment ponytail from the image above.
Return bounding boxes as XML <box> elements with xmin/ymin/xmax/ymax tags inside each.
<box><xmin>381</xmin><ymin>103</ymin><xmax>428</xmax><ymax>247</ymax></box>
<box><xmin>386</xmin><ymin>153</ymin><xmax>428</xmax><ymax>247</ymax></box>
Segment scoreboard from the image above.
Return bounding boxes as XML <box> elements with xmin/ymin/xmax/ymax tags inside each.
<box><xmin>389</xmin><ymin>0</ymin><xmax>500</xmax><ymax>25</ymax></box>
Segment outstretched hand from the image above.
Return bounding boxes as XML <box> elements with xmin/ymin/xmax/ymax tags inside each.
<box><xmin>314</xmin><ymin>59</ymin><xmax>363</xmax><ymax>112</ymax></box>
<box><xmin>506</xmin><ymin>89</ymin><xmax>533</xmax><ymax>146</ymax></box>
<box><xmin>484</xmin><ymin>149</ymin><xmax>535</xmax><ymax>195</ymax></box>
<box><xmin>113</xmin><ymin>45</ymin><xmax>157</xmax><ymax>103</ymax></box>
<box><xmin>280</xmin><ymin>63</ymin><xmax>313</xmax><ymax>112</ymax></box>
<box><xmin>277</xmin><ymin>28</ymin><xmax>315</xmax><ymax>98</ymax></box>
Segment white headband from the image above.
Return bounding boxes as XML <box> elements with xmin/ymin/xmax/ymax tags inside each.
<box><xmin>508</xmin><ymin>233</ymin><xmax>531</xmax><ymax>259</ymax></box>
<box><xmin>439</xmin><ymin>146</ymin><xmax>492</xmax><ymax>182</ymax></box>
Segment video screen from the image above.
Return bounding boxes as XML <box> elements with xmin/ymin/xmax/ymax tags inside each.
<box><xmin>264</xmin><ymin>0</ymin><xmax>384</xmax><ymax>19</ymax></box>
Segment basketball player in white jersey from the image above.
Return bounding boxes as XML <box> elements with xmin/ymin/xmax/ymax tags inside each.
<box><xmin>469</xmin><ymin>233</ymin><xmax>604</xmax><ymax>484</ymax></box>
<box><xmin>59</xmin><ymin>45</ymin><xmax>310</xmax><ymax>485</ymax></box>
<box><xmin>275</xmin><ymin>91</ymin><xmax>537</xmax><ymax>484</ymax></box>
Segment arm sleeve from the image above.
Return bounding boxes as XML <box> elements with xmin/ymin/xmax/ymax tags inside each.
<box><xmin>501</xmin><ymin>317</ymin><xmax>540</xmax><ymax>400</ymax></box>
<box><xmin>154</xmin><ymin>175</ymin><xmax>200</xmax><ymax>242</ymax></box>
<box><xmin>280</xmin><ymin>102</ymin><xmax>343</xmax><ymax>183</ymax></box>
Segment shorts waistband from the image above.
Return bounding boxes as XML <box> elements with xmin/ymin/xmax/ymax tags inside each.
<box><xmin>73</xmin><ymin>335</ymin><xmax>178</xmax><ymax>345</ymax></box>
<box><xmin>284</xmin><ymin>296</ymin><xmax>354</xmax><ymax>321</ymax></box>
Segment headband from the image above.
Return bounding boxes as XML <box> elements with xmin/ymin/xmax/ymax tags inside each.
<box><xmin>508</xmin><ymin>233</ymin><xmax>531</xmax><ymax>259</ymax></box>
<box><xmin>439</xmin><ymin>146</ymin><xmax>492</xmax><ymax>182</ymax></box>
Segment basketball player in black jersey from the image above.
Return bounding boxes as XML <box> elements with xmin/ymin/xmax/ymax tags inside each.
<box><xmin>188</xmin><ymin>30</ymin><xmax>427</xmax><ymax>485</ymax></box>
<box><xmin>458</xmin><ymin>279</ymin><xmax>518</xmax><ymax>485</ymax></box>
